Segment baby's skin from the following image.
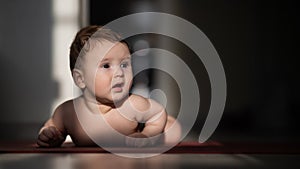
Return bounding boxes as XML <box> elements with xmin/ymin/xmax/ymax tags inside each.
<box><xmin>37</xmin><ymin>36</ymin><xmax>181</xmax><ymax>147</ymax></box>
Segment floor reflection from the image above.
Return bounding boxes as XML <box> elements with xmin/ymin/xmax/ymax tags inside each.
<box><xmin>71</xmin><ymin>154</ymin><xmax>180</xmax><ymax>169</ymax></box>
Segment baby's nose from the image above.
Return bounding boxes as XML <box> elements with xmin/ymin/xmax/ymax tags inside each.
<box><xmin>114</xmin><ymin>66</ymin><xmax>124</xmax><ymax>77</ymax></box>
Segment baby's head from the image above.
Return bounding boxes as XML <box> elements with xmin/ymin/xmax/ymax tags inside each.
<box><xmin>69</xmin><ymin>25</ymin><xmax>128</xmax><ymax>71</ymax></box>
<box><xmin>69</xmin><ymin>25</ymin><xmax>133</xmax><ymax>104</ymax></box>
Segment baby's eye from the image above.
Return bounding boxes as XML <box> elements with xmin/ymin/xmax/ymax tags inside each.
<box><xmin>120</xmin><ymin>62</ymin><xmax>129</xmax><ymax>68</ymax></box>
<box><xmin>101</xmin><ymin>63</ymin><xmax>110</xmax><ymax>69</ymax></box>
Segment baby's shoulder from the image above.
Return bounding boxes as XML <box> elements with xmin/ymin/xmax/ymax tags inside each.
<box><xmin>128</xmin><ymin>94</ymin><xmax>150</xmax><ymax>111</ymax></box>
<box><xmin>128</xmin><ymin>94</ymin><xmax>149</xmax><ymax>103</ymax></box>
<box><xmin>54</xmin><ymin>99</ymin><xmax>75</xmax><ymax>115</ymax></box>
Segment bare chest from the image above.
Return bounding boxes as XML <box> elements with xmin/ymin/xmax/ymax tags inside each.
<box><xmin>66</xmin><ymin>109</ymin><xmax>138</xmax><ymax>146</ymax></box>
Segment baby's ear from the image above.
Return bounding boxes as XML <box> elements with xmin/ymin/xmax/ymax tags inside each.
<box><xmin>72</xmin><ymin>69</ymin><xmax>86</xmax><ymax>89</ymax></box>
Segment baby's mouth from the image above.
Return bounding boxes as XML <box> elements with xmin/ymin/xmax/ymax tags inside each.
<box><xmin>112</xmin><ymin>82</ymin><xmax>124</xmax><ymax>92</ymax></box>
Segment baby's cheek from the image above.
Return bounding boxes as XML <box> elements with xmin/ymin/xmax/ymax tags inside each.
<box><xmin>95</xmin><ymin>77</ymin><xmax>110</xmax><ymax>89</ymax></box>
<box><xmin>127</xmin><ymin>76</ymin><xmax>133</xmax><ymax>88</ymax></box>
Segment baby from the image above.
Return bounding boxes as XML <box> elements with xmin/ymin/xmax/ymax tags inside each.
<box><xmin>37</xmin><ymin>25</ymin><xmax>181</xmax><ymax>147</ymax></box>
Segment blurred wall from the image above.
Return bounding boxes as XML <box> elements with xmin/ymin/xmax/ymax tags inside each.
<box><xmin>0</xmin><ymin>0</ymin><xmax>56</xmax><ymax>139</ymax></box>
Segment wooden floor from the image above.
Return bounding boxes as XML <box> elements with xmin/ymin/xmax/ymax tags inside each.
<box><xmin>1</xmin><ymin>141</ymin><xmax>300</xmax><ymax>169</ymax></box>
<box><xmin>0</xmin><ymin>153</ymin><xmax>300</xmax><ymax>169</ymax></box>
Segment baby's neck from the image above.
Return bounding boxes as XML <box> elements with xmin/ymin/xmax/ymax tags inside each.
<box><xmin>80</xmin><ymin>96</ymin><xmax>113</xmax><ymax>115</ymax></box>
<box><xmin>81</xmin><ymin>93</ymin><xmax>129</xmax><ymax>114</ymax></box>
<box><xmin>98</xmin><ymin>103</ymin><xmax>114</xmax><ymax>114</ymax></box>
<box><xmin>96</xmin><ymin>99</ymin><xmax>128</xmax><ymax>114</ymax></box>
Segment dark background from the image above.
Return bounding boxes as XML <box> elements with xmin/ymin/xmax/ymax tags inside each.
<box><xmin>0</xmin><ymin>0</ymin><xmax>299</xmax><ymax>142</ymax></box>
<box><xmin>90</xmin><ymin>0</ymin><xmax>299</xmax><ymax>142</ymax></box>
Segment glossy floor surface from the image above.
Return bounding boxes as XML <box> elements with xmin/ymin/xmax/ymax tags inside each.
<box><xmin>1</xmin><ymin>153</ymin><xmax>300</xmax><ymax>169</ymax></box>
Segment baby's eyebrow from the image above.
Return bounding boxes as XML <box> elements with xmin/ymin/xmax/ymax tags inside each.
<box><xmin>122</xmin><ymin>56</ymin><xmax>131</xmax><ymax>60</ymax></box>
<box><xmin>98</xmin><ymin>55</ymin><xmax>131</xmax><ymax>64</ymax></box>
<box><xmin>100</xmin><ymin>58</ymin><xmax>109</xmax><ymax>62</ymax></box>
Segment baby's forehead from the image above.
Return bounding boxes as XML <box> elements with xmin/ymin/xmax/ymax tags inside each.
<box><xmin>82</xmin><ymin>39</ymin><xmax>130</xmax><ymax>61</ymax></box>
<box><xmin>86</xmin><ymin>39</ymin><xmax>116</xmax><ymax>51</ymax></box>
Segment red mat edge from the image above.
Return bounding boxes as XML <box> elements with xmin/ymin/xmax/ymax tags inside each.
<box><xmin>1</xmin><ymin>141</ymin><xmax>300</xmax><ymax>154</ymax></box>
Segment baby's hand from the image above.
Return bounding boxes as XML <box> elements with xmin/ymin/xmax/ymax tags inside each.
<box><xmin>37</xmin><ymin>126</ymin><xmax>65</xmax><ymax>147</ymax></box>
<box><xmin>125</xmin><ymin>133</ymin><xmax>154</xmax><ymax>147</ymax></box>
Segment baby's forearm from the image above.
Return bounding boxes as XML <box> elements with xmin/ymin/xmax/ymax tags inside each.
<box><xmin>141</xmin><ymin>109</ymin><xmax>167</xmax><ymax>137</ymax></box>
<box><xmin>41</xmin><ymin>117</ymin><xmax>67</xmax><ymax>135</ymax></box>
<box><xmin>140</xmin><ymin>109</ymin><xmax>167</xmax><ymax>145</ymax></box>
<box><xmin>126</xmin><ymin>124</ymin><xmax>164</xmax><ymax>147</ymax></box>
<box><xmin>140</xmin><ymin>124</ymin><xmax>164</xmax><ymax>137</ymax></box>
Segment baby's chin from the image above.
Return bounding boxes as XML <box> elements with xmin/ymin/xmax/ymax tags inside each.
<box><xmin>110</xmin><ymin>93</ymin><xmax>130</xmax><ymax>103</ymax></box>
<box><xmin>93</xmin><ymin>91</ymin><xmax>130</xmax><ymax>106</ymax></box>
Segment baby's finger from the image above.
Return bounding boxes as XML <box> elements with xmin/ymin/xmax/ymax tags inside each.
<box><xmin>57</xmin><ymin>133</ymin><xmax>65</xmax><ymax>140</ymax></box>
<box><xmin>38</xmin><ymin>133</ymin><xmax>50</xmax><ymax>142</ymax></box>
<box><xmin>37</xmin><ymin>139</ymin><xmax>50</xmax><ymax>147</ymax></box>
<box><xmin>49</xmin><ymin>126</ymin><xmax>63</xmax><ymax>138</ymax></box>
<box><xmin>43</xmin><ymin>128</ymin><xmax>56</xmax><ymax>139</ymax></box>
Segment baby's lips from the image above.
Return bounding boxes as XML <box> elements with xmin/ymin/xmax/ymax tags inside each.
<box><xmin>112</xmin><ymin>82</ymin><xmax>124</xmax><ymax>88</ymax></box>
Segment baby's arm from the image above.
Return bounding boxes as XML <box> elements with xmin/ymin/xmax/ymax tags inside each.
<box><xmin>139</xmin><ymin>102</ymin><xmax>167</xmax><ymax>138</ymax></box>
<box><xmin>37</xmin><ymin>103</ymin><xmax>68</xmax><ymax>147</ymax></box>
<box><xmin>126</xmin><ymin>96</ymin><xmax>167</xmax><ymax>147</ymax></box>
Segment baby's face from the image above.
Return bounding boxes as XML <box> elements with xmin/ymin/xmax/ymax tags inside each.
<box><xmin>81</xmin><ymin>40</ymin><xmax>133</xmax><ymax>104</ymax></box>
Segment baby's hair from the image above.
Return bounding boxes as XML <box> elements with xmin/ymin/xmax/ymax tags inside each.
<box><xmin>69</xmin><ymin>25</ymin><xmax>129</xmax><ymax>71</ymax></box>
